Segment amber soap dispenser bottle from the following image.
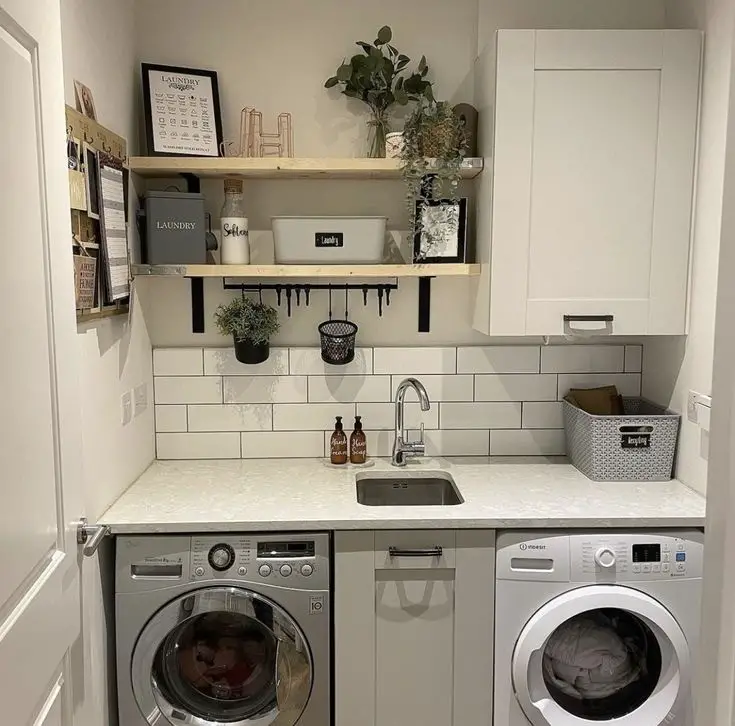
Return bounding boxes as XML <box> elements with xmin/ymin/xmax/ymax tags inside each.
<box><xmin>350</xmin><ymin>416</ymin><xmax>367</xmax><ymax>464</ymax></box>
<box><xmin>330</xmin><ymin>416</ymin><xmax>348</xmax><ymax>465</ymax></box>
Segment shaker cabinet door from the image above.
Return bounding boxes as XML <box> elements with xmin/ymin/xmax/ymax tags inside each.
<box><xmin>487</xmin><ymin>30</ymin><xmax>701</xmax><ymax>336</ymax></box>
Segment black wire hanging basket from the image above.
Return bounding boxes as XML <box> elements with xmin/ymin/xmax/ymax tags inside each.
<box><xmin>319</xmin><ymin>286</ymin><xmax>358</xmax><ymax>365</ymax></box>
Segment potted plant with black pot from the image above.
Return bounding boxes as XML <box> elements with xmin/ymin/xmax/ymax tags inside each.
<box><xmin>214</xmin><ymin>295</ymin><xmax>280</xmax><ymax>365</ymax></box>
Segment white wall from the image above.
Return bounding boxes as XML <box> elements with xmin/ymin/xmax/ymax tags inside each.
<box><xmin>643</xmin><ymin>0</ymin><xmax>735</xmax><ymax>495</ymax></box>
<box><xmin>60</xmin><ymin>0</ymin><xmax>154</xmax><ymax>723</ymax></box>
<box><xmin>134</xmin><ymin>0</ymin><xmax>666</xmax><ymax>349</ymax></box>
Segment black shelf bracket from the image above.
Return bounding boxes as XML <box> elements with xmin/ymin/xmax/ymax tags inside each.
<box><xmin>418</xmin><ymin>277</ymin><xmax>433</xmax><ymax>333</ymax></box>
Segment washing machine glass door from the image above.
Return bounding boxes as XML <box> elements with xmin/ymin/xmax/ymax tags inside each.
<box><xmin>512</xmin><ymin>585</ymin><xmax>690</xmax><ymax>726</ymax></box>
<box><xmin>131</xmin><ymin>586</ymin><xmax>312</xmax><ymax>726</ymax></box>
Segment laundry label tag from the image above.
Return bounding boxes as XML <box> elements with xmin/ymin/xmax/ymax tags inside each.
<box><xmin>315</xmin><ymin>232</ymin><xmax>343</xmax><ymax>248</ymax></box>
<box><xmin>621</xmin><ymin>433</ymin><xmax>651</xmax><ymax>449</ymax></box>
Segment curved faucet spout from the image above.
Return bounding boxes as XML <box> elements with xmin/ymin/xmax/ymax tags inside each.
<box><xmin>392</xmin><ymin>378</ymin><xmax>431</xmax><ymax>466</ymax></box>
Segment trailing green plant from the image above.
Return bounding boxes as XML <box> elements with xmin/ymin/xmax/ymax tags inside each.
<box><xmin>399</xmin><ymin>101</ymin><xmax>467</xmax><ymax>257</ymax></box>
<box><xmin>325</xmin><ymin>25</ymin><xmax>434</xmax><ymax>157</ymax></box>
<box><xmin>214</xmin><ymin>295</ymin><xmax>280</xmax><ymax>346</ymax></box>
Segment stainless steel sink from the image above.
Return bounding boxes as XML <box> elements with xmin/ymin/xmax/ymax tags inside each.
<box><xmin>356</xmin><ymin>472</ymin><xmax>463</xmax><ymax>506</ymax></box>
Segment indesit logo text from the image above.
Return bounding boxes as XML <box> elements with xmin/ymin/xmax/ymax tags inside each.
<box><xmin>519</xmin><ymin>543</ymin><xmax>547</xmax><ymax>551</ymax></box>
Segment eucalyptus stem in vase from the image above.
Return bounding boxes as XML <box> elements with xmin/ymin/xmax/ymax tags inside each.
<box><xmin>325</xmin><ymin>26</ymin><xmax>434</xmax><ymax>158</ymax></box>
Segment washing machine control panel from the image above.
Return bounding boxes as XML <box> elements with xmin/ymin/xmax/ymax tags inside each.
<box><xmin>190</xmin><ymin>535</ymin><xmax>328</xmax><ymax>589</ymax></box>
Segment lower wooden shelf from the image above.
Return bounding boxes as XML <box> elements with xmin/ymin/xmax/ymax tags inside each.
<box><xmin>76</xmin><ymin>304</ymin><xmax>129</xmax><ymax>323</ymax></box>
<box><xmin>131</xmin><ymin>263</ymin><xmax>480</xmax><ymax>279</ymax></box>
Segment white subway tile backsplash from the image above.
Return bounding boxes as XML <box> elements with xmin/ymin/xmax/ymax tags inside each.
<box><xmin>440</xmin><ymin>402</ymin><xmax>521</xmax><ymax>430</ymax></box>
<box><xmin>290</xmin><ymin>347</ymin><xmax>372</xmax><ymax>376</ymax></box>
<box><xmin>457</xmin><ymin>346</ymin><xmax>539</xmax><ymax>374</ymax></box>
<box><xmin>155</xmin><ymin>405</ymin><xmax>188</xmax><ymax>433</ymax></box>
<box><xmin>157</xmin><ymin>432</ymin><xmax>241</xmax><ymax>459</ymax></box>
<box><xmin>224</xmin><ymin>376</ymin><xmax>307</xmax><ymax>403</ymax></box>
<box><xmin>242</xmin><ymin>431</ymin><xmax>324</xmax><ymax>459</ymax></box>
<box><xmin>625</xmin><ymin>345</ymin><xmax>643</xmax><ymax>373</ymax></box>
<box><xmin>188</xmin><ymin>404</ymin><xmax>272</xmax><ymax>432</ymax></box>
<box><xmin>308</xmin><ymin>375</ymin><xmax>391</xmax><ymax>403</ymax></box>
<box><xmin>475</xmin><ymin>374</ymin><xmax>557</xmax><ymax>402</ymax></box>
<box><xmin>204</xmin><ymin>348</ymin><xmax>289</xmax><ymax>376</ymax></box>
<box><xmin>391</xmin><ymin>375</ymin><xmax>474</xmax><ymax>402</ymax></box>
<box><xmin>373</xmin><ymin>347</ymin><xmax>456</xmax><ymax>375</ymax></box>
<box><xmin>154</xmin><ymin>377</ymin><xmax>223</xmax><ymax>404</ymax></box>
<box><xmin>273</xmin><ymin>403</ymin><xmax>355</xmax><ymax>431</ymax></box>
<box><xmin>522</xmin><ymin>402</ymin><xmax>564</xmax><ymax>429</ymax></box>
<box><xmin>356</xmin><ymin>402</ymin><xmax>439</xmax><ymax>430</ymax></box>
<box><xmin>152</xmin><ymin>344</ymin><xmax>649</xmax><ymax>459</ymax></box>
<box><xmin>413</xmin><ymin>429</ymin><xmax>490</xmax><ymax>457</ymax></box>
<box><xmin>490</xmin><ymin>429</ymin><xmax>566</xmax><ymax>456</ymax></box>
<box><xmin>541</xmin><ymin>345</ymin><xmax>625</xmax><ymax>374</ymax></box>
<box><xmin>557</xmin><ymin>373</ymin><xmax>642</xmax><ymax>399</ymax></box>
<box><xmin>153</xmin><ymin>348</ymin><xmax>204</xmax><ymax>376</ymax></box>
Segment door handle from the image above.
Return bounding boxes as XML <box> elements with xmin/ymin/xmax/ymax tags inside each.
<box><xmin>388</xmin><ymin>546</ymin><xmax>443</xmax><ymax>558</ymax></box>
<box><xmin>76</xmin><ymin>517</ymin><xmax>110</xmax><ymax>557</ymax></box>
<box><xmin>563</xmin><ymin>315</ymin><xmax>614</xmax><ymax>337</ymax></box>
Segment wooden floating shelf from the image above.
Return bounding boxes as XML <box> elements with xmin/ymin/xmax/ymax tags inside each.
<box><xmin>131</xmin><ymin>263</ymin><xmax>480</xmax><ymax>278</ymax></box>
<box><xmin>76</xmin><ymin>304</ymin><xmax>129</xmax><ymax>323</ymax></box>
<box><xmin>127</xmin><ymin>156</ymin><xmax>484</xmax><ymax>180</ymax></box>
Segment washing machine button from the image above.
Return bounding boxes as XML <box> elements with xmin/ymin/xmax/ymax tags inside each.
<box><xmin>300</xmin><ymin>563</ymin><xmax>314</xmax><ymax>577</ymax></box>
<box><xmin>258</xmin><ymin>564</ymin><xmax>272</xmax><ymax>577</ymax></box>
<box><xmin>238</xmin><ymin>566</ymin><xmax>248</xmax><ymax>576</ymax></box>
<box><xmin>194</xmin><ymin>566</ymin><xmax>205</xmax><ymax>577</ymax></box>
<box><xmin>280</xmin><ymin>564</ymin><xmax>292</xmax><ymax>577</ymax></box>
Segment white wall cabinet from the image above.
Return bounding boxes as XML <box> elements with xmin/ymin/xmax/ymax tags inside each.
<box><xmin>482</xmin><ymin>30</ymin><xmax>702</xmax><ymax>336</ymax></box>
<box><xmin>335</xmin><ymin>530</ymin><xmax>495</xmax><ymax>726</ymax></box>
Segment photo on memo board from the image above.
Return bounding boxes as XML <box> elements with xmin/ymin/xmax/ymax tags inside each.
<box><xmin>141</xmin><ymin>63</ymin><xmax>223</xmax><ymax>157</ymax></box>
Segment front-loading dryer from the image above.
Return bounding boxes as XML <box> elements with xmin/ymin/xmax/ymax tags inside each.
<box><xmin>116</xmin><ymin>533</ymin><xmax>330</xmax><ymax>726</ymax></box>
<box><xmin>494</xmin><ymin>530</ymin><xmax>703</xmax><ymax>726</ymax></box>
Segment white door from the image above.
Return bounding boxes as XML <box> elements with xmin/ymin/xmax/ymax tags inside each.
<box><xmin>488</xmin><ymin>30</ymin><xmax>701</xmax><ymax>336</ymax></box>
<box><xmin>0</xmin><ymin>0</ymin><xmax>84</xmax><ymax>724</ymax></box>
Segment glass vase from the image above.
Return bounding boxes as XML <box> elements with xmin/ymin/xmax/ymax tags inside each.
<box><xmin>367</xmin><ymin>111</ymin><xmax>388</xmax><ymax>158</ymax></box>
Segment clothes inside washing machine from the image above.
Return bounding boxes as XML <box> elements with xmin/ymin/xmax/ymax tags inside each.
<box><xmin>152</xmin><ymin>606</ymin><xmax>278</xmax><ymax>721</ymax></box>
<box><xmin>542</xmin><ymin>608</ymin><xmax>663</xmax><ymax>721</ymax></box>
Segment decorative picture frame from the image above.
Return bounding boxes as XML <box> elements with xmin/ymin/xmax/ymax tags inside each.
<box><xmin>74</xmin><ymin>80</ymin><xmax>97</xmax><ymax>120</ymax></box>
<box><xmin>413</xmin><ymin>197</ymin><xmax>468</xmax><ymax>263</ymax></box>
<box><xmin>141</xmin><ymin>63</ymin><xmax>223</xmax><ymax>157</ymax></box>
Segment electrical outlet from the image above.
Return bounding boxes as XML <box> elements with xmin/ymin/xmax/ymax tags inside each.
<box><xmin>134</xmin><ymin>383</ymin><xmax>148</xmax><ymax>417</ymax></box>
<box><xmin>121</xmin><ymin>391</ymin><xmax>133</xmax><ymax>426</ymax></box>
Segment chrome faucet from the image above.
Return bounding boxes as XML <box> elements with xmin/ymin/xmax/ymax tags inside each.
<box><xmin>391</xmin><ymin>377</ymin><xmax>431</xmax><ymax>467</ymax></box>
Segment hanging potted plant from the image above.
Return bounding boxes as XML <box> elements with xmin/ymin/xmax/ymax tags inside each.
<box><xmin>324</xmin><ymin>25</ymin><xmax>434</xmax><ymax>158</ymax></box>
<box><xmin>400</xmin><ymin>100</ymin><xmax>468</xmax><ymax>259</ymax></box>
<box><xmin>214</xmin><ymin>295</ymin><xmax>280</xmax><ymax>365</ymax></box>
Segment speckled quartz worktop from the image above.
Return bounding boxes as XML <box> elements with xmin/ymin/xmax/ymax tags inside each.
<box><xmin>100</xmin><ymin>458</ymin><xmax>705</xmax><ymax>533</ymax></box>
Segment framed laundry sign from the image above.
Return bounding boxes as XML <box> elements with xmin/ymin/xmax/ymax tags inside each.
<box><xmin>142</xmin><ymin>63</ymin><xmax>223</xmax><ymax>157</ymax></box>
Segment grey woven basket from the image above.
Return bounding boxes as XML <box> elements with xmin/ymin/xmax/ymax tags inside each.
<box><xmin>563</xmin><ymin>397</ymin><xmax>680</xmax><ymax>482</ymax></box>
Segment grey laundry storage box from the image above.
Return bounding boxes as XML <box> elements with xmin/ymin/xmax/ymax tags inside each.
<box><xmin>563</xmin><ymin>397</ymin><xmax>680</xmax><ymax>482</ymax></box>
<box><xmin>143</xmin><ymin>190</ymin><xmax>206</xmax><ymax>264</ymax></box>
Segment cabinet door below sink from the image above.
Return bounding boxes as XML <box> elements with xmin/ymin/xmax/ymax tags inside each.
<box><xmin>335</xmin><ymin>530</ymin><xmax>495</xmax><ymax>726</ymax></box>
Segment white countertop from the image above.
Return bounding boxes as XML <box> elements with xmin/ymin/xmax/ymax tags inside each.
<box><xmin>100</xmin><ymin>458</ymin><xmax>706</xmax><ymax>533</ymax></box>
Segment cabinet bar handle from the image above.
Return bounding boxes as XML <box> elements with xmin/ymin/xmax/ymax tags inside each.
<box><xmin>563</xmin><ymin>315</ymin><xmax>614</xmax><ymax>322</ymax></box>
<box><xmin>388</xmin><ymin>546</ymin><xmax>443</xmax><ymax>558</ymax></box>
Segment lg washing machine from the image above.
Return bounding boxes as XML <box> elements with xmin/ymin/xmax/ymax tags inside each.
<box><xmin>494</xmin><ymin>530</ymin><xmax>703</xmax><ymax>726</ymax></box>
<box><xmin>116</xmin><ymin>533</ymin><xmax>330</xmax><ymax>726</ymax></box>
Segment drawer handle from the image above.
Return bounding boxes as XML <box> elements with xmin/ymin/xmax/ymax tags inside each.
<box><xmin>388</xmin><ymin>546</ymin><xmax>443</xmax><ymax>558</ymax></box>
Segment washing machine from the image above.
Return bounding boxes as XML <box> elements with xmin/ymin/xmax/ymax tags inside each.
<box><xmin>494</xmin><ymin>530</ymin><xmax>703</xmax><ymax>726</ymax></box>
<box><xmin>116</xmin><ymin>533</ymin><xmax>330</xmax><ymax>726</ymax></box>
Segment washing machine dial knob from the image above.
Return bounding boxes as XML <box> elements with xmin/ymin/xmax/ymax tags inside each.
<box><xmin>208</xmin><ymin>543</ymin><xmax>235</xmax><ymax>572</ymax></box>
<box><xmin>594</xmin><ymin>547</ymin><xmax>616</xmax><ymax>569</ymax></box>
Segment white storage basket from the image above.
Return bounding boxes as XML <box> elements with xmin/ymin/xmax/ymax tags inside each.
<box><xmin>272</xmin><ymin>216</ymin><xmax>386</xmax><ymax>264</ymax></box>
<box><xmin>563</xmin><ymin>397</ymin><xmax>680</xmax><ymax>482</ymax></box>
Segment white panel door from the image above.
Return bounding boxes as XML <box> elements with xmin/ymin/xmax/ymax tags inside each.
<box><xmin>0</xmin><ymin>0</ymin><xmax>84</xmax><ymax>723</ymax></box>
<box><xmin>488</xmin><ymin>30</ymin><xmax>701</xmax><ymax>336</ymax></box>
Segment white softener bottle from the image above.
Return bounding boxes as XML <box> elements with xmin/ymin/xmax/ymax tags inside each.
<box><xmin>220</xmin><ymin>178</ymin><xmax>249</xmax><ymax>264</ymax></box>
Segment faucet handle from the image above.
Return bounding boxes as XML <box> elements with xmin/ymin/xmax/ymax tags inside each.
<box><xmin>419</xmin><ymin>423</ymin><xmax>425</xmax><ymax>444</ymax></box>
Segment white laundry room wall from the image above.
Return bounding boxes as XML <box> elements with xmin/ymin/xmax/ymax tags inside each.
<box><xmin>642</xmin><ymin>0</ymin><xmax>735</xmax><ymax>495</ymax></box>
<box><xmin>60</xmin><ymin>0</ymin><xmax>154</xmax><ymax>724</ymax></box>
